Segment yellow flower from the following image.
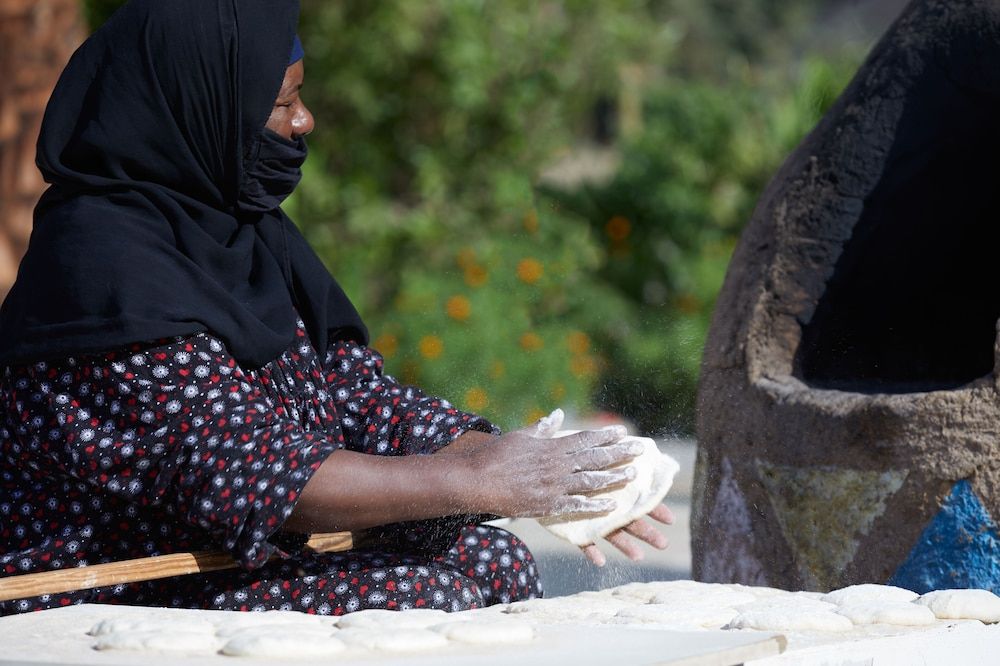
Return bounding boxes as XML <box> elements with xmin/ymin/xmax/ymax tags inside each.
<box><xmin>570</xmin><ymin>354</ymin><xmax>598</xmax><ymax>378</ymax></box>
<box><xmin>445</xmin><ymin>295</ymin><xmax>471</xmax><ymax>321</ymax></box>
<box><xmin>605</xmin><ymin>215</ymin><xmax>631</xmax><ymax>241</ymax></box>
<box><xmin>456</xmin><ymin>247</ymin><xmax>477</xmax><ymax>269</ymax></box>
<box><xmin>465</xmin><ymin>387</ymin><xmax>488</xmax><ymax>412</ymax></box>
<box><xmin>490</xmin><ymin>361</ymin><xmax>506</xmax><ymax>379</ymax></box>
<box><xmin>550</xmin><ymin>383</ymin><xmax>566</xmax><ymax>401</ymax></box>
<box><xmin>464</xmin><ymin>264</ymin><xmax>488</xmax><ymax>288</ymax></box>
<box><xmin>418</xmin><ymin>335</ymin><xmax>444</xmax><ymax>360</ymax></box>
<box><xmin>523</xmin><ymin>209</ymin><xmax>539</xmax><ymax>234</ymax></box>
<box><xmin>372</xmin><ymin>333</ymin><xmax>399</xmax><ymax>359</ymax></box>
<box><xmin>675</xmin><ymin>292</ymin><xmax>701</xmax><ymax>314</ymax></box>
<box><xmin>516</xmin><ymin>258</ymin><xmax>544</xmax><ymax>284</ymax></box>
<box><xmin>520</xmin><ymin>332</ymin><xmax>544</xmax><ymax>352</ymax></box>
<box><xmin>525</xmin><ymin>407</ymin><xmax>548</xmax><ymax>425</ymax></box>
<box><xmin>566</xmin><ymin>331</ymin><xmax>590</xmax><ymax>355</ymax></box>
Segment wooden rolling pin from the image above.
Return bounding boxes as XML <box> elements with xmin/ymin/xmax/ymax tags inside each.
<box><xmin>0</xmin><ymin>532</ymin><xmax>352</xmax><ymax>603</ymax></box>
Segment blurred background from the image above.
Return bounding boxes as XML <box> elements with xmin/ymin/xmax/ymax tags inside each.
<box><xmin>1</xmin><ymin>0</ymin><xmax>907</xmax><ymax>437</ymax></box>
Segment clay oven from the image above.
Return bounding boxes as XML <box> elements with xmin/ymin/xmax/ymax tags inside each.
<box><xmin>692</xmin><ymin>0</ymin><xmax>1000</xmax><ymax>592</ymax></box>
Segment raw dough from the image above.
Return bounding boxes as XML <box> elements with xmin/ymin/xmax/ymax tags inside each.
<box><xmin>822</xmin><ymin>584</ymin><xmax>918</xmax><ymax>607</ymax></box>
<box><xmin>728</xmin><ymin>598</ymin><xmax>852</xmax><ymax>632</ymax></box>
<box><xmin>916</xmin><ymin>589</ymin><xmax>1000</xmax><ymax>623</ymax></box>
<box><xmin>614</xmin><ymin>603</ymin><xmax>739</xmax><ymax>629</ymax></box>
<box><xmin>728</xmin><ymin>607</ymin><xmax>853</xmax><ymax>633</ymax></box>
<box><xmin>649</xmin><ymin>589</ymin><xmax>756</xmax><ymax>608</ymax></box>
<box><xmin>336</xmin><ymin>628</ymin><xmax>449</xmax><ymax>652</ymax></box>
<box><xmin>536</xmin><ymin>418</ymin><xmax>679</xmax><ymax>546</ymax></box>
<box><xmin>89</xmin><ymin>618</ymin><xmax>214</xmax><ymax>637</ymax></box>
<box><xmin>335</xmin><ymin>608</ymin><xmax>460</xmax><ymax>630</ymax></box>
<box><xmin>836</xmin><ymin>602</ymin><xmax>936</xmax><ymax>626</ymax></box>
<box><xmin>504</xmin><ymin>596</ymin><xmax>633</xmax><ymax>622</ymax></box>
<box><xmin>432</xmin><ymin>619</ymin><xmax>536</xmax><ymax>644</ymax></box>
<box><xmin>215</xmin><ymin>624</ymin><xmax>335</xmax><ymax>639</ymax></box>
<box><xmin>221</xmin><ymin>633</ymin><xmax>347</xmax><ymax>658</ymax></box>
<box><xmin>93</xmin><ymin>630</ymin><xmax>219</xmax><ymax>653</ymax></box>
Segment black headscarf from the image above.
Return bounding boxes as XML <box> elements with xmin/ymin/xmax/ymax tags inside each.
<box><xmin>0</xmin><ymin>0</ymin><xmax>367</xmax><ymax>369</ymax></box>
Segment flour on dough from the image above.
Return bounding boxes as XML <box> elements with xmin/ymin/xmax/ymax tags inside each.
<box><xmin>504</xmin><ymin>595</ymin><xmax>633</xmax><ymax>622</ymax></box>
<box><xmin>728</xmin><ymin>607</ymin><xmax>853</xmax><ymax>632</ymax></box>
<box><xmin>215</xmin><ymin>624</ymin><xmax>335</xmax><ymax>640</ymax></box>
<box><xmin>93</xmin><ymin>630</ymin><xmax>219</xmax><ymax>654</ymax></box>
<box><xmin>432</xmin><ymin>619</ymin><xmax>536</xmax><ymax>644</ymax></box>
<box><xmin>335</xmin><ymin>608</ymin><xmax>459</xmax><ymax>630</ymax></box>
<box><xmin>221</xmin><ymin>633</ymin><xmax>347</xmax><ymax>658</ymax></box>
<box><xmin>336</xmin><ymin>628</ymin><xmax>449</xmax><ymax>652</ymax></box>
<box><xmin>916</xmin><ymin>589</ymin><xmax>1000</xmax><ymax>623</ymax></box>
<box><xmin>89</xmin><ymin>618</ymin><xmax>214</xmax><ymax>637</ymax></box>
<box><xmin>614</xmin><ymin>603</ymin><xmax>739</xmax><ymax>629</ymax></box>
<box><xmin>835</xmin><ymin>602</ymin><xmax>936</xmax><ymax>626</ymax></box>
<box><xmin>822</xmin><ymin>584</ymin><xmax>918</xmax><ymax>607</ymax></box>
<box><xmin>536</xmin><ymin>416</ymin><xmax>679</xmax><ymax>546</ymax></box>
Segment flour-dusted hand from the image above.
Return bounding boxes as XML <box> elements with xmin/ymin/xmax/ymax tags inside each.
<box><xmin>467</xmin><ymin>416</ymin><xmax>643</xmax><ymax>519</ymax></box>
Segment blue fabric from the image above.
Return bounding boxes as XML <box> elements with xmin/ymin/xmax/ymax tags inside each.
<box><xmin>889</xmin><ymin>479</ymin><xmax>1000</xmax><ymax>593</ymax></box>
<box><xmin>289</xmin><ymin>35</ymin><xmax>304</xmax><ymax>65</ymax></box>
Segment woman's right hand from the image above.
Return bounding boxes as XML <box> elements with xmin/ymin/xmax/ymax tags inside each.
<box><xmin>465</xmin><ymin>424</ymin><xmax>643</xmax><ymax>518</ymax></box>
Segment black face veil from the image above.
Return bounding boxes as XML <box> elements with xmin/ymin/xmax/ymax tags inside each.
<box><xmin>0</xmin><ymin>0</ymin><xmax>367</xmax><ymax>368</ymax></box>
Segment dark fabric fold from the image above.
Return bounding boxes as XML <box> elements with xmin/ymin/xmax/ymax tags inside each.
<box><xmin>0</xmin><ymin>0</ymin><xmax>367</xmax><ymax>369</ymax></box>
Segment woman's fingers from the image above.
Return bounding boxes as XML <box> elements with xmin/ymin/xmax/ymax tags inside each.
<box><xmin>604</xmin><ymin>529</ymin><xmax>645</xmax><ymax>561</ymax></box>
<box><xmin>570</xmin><ymin>440</ymin><xmax>643</xmax><ymax>472</ymax></box>
<box><xmin>623</xmin><ymin>517</ymin><xmax>669</xmax><ymax>549</ymax></box>
<box><xmin>647</xmin><ymin>503</ymin><xmax>674</xmax><ymax>525</ymax></box>
<box><xmin>549</xmin><ymin>495</ymin><xmax>617</xmax><ymax>516</ymax></box>
<box><xmin>581</xmin><ymin>544</ymin><xmax>607</xmax><ymax>567</ymax></box>
<box><xmin>566</xmin><ymin>467</ymin><xmax>635</xmax><ymax>494</ymax></box>
<box><xmin>556</xmin><ymin>427</ymin><xmax>627</xmax><ymax>453</ymax></box>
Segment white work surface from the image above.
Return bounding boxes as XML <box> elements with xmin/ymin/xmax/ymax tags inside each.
<box><xmin>0</xmin><ymin>604</ymin><xmax>783</xmax><ymax>666</ymax></box>
<box><xmin>3</xmin><ymin>578</ymin><xmax>1000</xmax><ymax>666</ymax></box>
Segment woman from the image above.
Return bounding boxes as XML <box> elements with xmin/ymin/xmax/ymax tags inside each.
<box><xmin>0</xmin><ymin>0</ymin><xmax>671</xmax><ymax>616</ymax></box>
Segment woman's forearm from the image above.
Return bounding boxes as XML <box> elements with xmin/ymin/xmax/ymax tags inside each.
<box><xmin>283</xmin><ymin>447</ymin><xmax>482</xmax><ymax>534</ymax></box>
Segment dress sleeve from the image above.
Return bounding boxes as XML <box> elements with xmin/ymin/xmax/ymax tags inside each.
<box><xmin>6</xmin><ymin>333</ymin><xmax>342</xmax><ymax>570</ymax></box>
<box><xmin>322</xmin><ymin>340</ymin><xmax>500</xmax><ymax>456</ymax></box>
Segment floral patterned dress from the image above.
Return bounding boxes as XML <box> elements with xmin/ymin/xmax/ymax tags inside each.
<box><xmin>0</xmin><ymin>318</ymin><xmax>542</xmax><ymax>615</ymax></box>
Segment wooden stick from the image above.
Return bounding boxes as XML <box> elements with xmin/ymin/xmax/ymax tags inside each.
<box><xmin>0</xmin><ymin>532</ymin><xmax>352</xmax><ymax>603</ymax></box>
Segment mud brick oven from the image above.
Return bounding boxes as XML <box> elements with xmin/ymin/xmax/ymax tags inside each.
<box><xmin>0</xmin><ymin>0</ymin><xmax>83</xmax><ymax>296</ymax></box>
<box><xmin>692</xmin><ymin>0</ymin><xmax>1000</xmax><ymax>592</ymax></box>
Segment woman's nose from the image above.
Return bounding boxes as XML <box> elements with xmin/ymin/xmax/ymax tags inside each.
<box><xmin>292</xmin><ymin>104</ymin><xmax>315</xmax><ymax>138</ymax></box>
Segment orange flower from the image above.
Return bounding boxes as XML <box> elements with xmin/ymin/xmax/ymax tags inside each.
<box><xmin>464</xmin><ymin>264</ymin><xmax>488</xmax><ymax>288</ymax></box>
<box><xmin>525</xmin><ymin>407</ymin><xmax>548</xmax><ymax>424</ymax></box>
<box><xmin>445</xmin><ymin>295</ymin><xmax>471</xmax><ymax>321</ymax></box>
<box><xmin>372</xmin><ymin>333</ymin><xmax>399</xmax><ymax>359</ymax></box>
<box><xmin>520</xmin><ymin>332</ymin><xmax>544</xmax><ymax>352</ymax></box>
<box><xmin>465</xmin><ymin>387</ymin><xmax>488</xmax><ymax>412</ymax></box>
<box><xmin>523</xmin><ymin>209</ymin><xmax>539</xmax><ymax>234</ymax></box>
<box><xmin>516</xmin><ymin>258</ymin><xmax>544</xmax><ymax>284</ymax></box>
<box><xmin>418</xmin><ymin>335</ymin><xmax>444</xmax><ymax>360</ymax></box>
<box><xmin>570</xmin><ymin>354</ymin><xmax>598</xmax><ymax>378</ymax></box>
<box><xmin>456</xmin><ymin>247</ymin><xmax>477</xmax><ymax>269</ymax></box>
<box><xmin>566</xmin><ymin>331</ymin><xmax>590</xmax><ymax>355</ymax></box>
<box><xmin>605</xmin><ymin>215</ymin><xmax>631</xmax><ymax>241</ymax></box>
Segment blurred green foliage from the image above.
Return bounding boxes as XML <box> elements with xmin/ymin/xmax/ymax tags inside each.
<box><xmin>82</xmin><ymin>0</ymin><xmax>862</xmax><ymax>433</ymax></box>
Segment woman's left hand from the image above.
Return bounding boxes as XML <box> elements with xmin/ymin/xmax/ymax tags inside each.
<box><xmin>580</xmin><ymin>503</ymin><xmax>674</xmax><ymax>566</ymax></box>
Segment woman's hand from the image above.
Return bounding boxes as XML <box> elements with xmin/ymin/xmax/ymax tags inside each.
<box><xmin>580</xmin><ymin>503</ymin><xmax>674</xmax><ymax>566</ymax></box>
<box><xmin>464</xmin><ymin>424</ymin><xmax>645</xmax><ymax>518</ymax></box>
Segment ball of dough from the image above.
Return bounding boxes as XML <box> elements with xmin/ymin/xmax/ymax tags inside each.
<box><xmin>728</xmin><ymin>607</ymin><xmax>853</xmax><ymax>633</ymax></box>
<box><xmin>335</xmin><ymin>608</ymin><xmax>456</xmax><ymax>630</ymax></box>
<box><xmin>432</xmin><ymin>619</ymin><xmax>536</xmax><ymax>645</ymax></box>
<box><xmin>916</xmin><ymin>589</ymin><xmax>1000</xmax><ymax>623</ymax></box>
<box><xmin>336</xmin><ymin>628</ymin><xmax>449</xmax><ymax>652</ymax></box>
<box><xmin>615</xmin><ymin>603</ymin><xmax>739</xmax><ymax>629</ymax></box>
<box><xmin>835</xmin><ymin>602</ymin><xmax>936</xmax><ymax>626</ymax></box>
<box><xmin>537</xmin><ymin>429</ymin><xmax>680</xmax><ymax>546</ymax></box>
<box><xmin>89</xmin><ymin>618</ymin><xmax>213</xmax><ymax>637</ymax></box>
<box><xmin>93</xmin><ymin>630</ymin><xmax>219</xmax><ymax>654</ymax></box>
<box><xmin>221</xmin><ymin>633</ymin><xmax>347</xmax><ymax>658</ymax></box>
<box><xmin>822</xmin><ymin>584</ymin><xmax>918</xmax><ymax>607</ymax></box>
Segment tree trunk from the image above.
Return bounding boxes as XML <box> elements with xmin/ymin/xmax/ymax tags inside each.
<box><xmin>0</xmin><ymin>0</ymin><xmax>83</xmax><ymax>297</ymax></box>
